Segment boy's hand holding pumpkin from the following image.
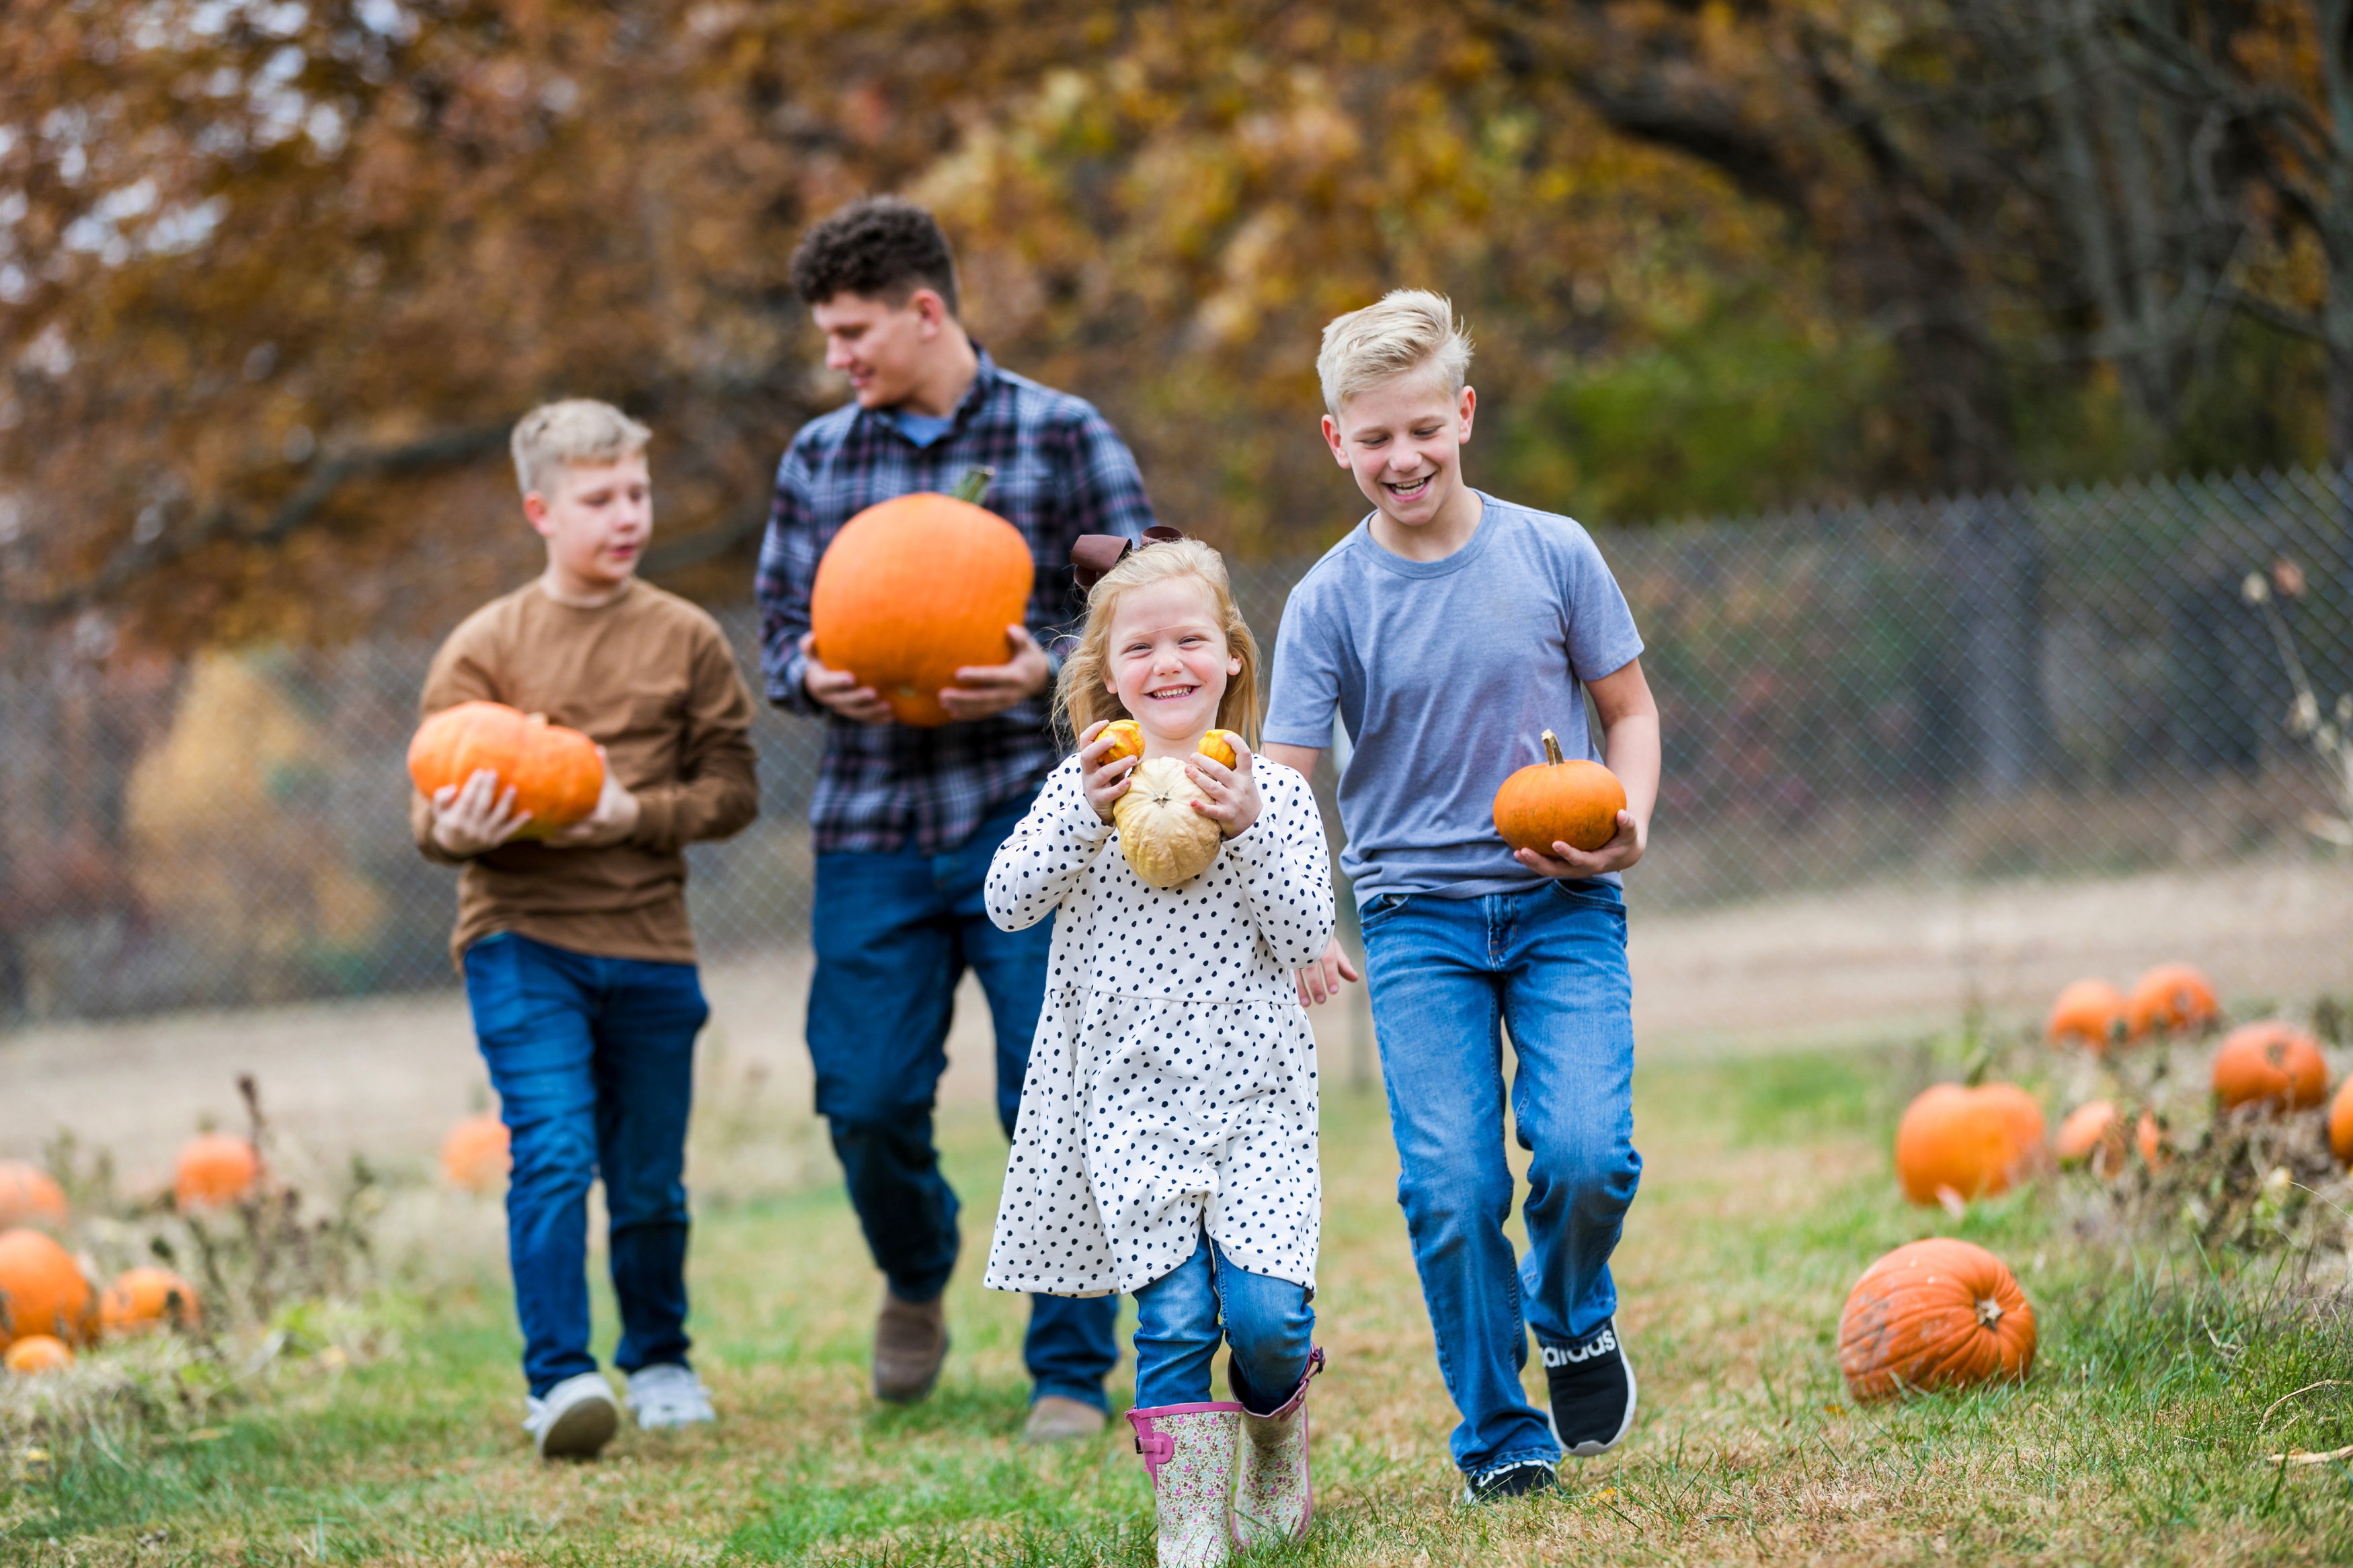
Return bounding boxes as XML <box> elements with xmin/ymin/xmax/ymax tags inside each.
<box><xmin>1511</xmin><ymin>809</ymin><xmax>1645</xmax><ymax>879</ymax></box>
<box><xmin>1078</xmin><ymin>719</ymin><xmax>1141</xmax><ymax>822</ymax></box>
<box><xmin>551</xmin><ymin>746</ymin><xmax>642</xmax><ymax>847</ymax></box>
<box><xmin>1183</xmin><ymin>737</ymin><xmax>1261</xmax><ymax>839</ymax></box>
<box><xmin>430</xmin><ymin>768</ymin><xmax>533</xmax><ymax>857</ymax></box>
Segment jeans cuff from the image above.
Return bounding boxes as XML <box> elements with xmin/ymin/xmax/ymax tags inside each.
<box><xmin>1030</xmin><ymin>1379</ymin><xmax>1110</xmax><ymax>1412</ymax></box>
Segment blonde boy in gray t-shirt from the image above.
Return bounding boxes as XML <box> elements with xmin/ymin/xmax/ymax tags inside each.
<box><xmin>1262</xmin><ymin>290</ymin><xmax>1661</xmax><ymax>1503</ymax></box>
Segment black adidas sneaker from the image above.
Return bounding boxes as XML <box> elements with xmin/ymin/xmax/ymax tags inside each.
<box><xmin>1540</xmin><ymin>1318</ymin><xmax>1637</xmax><ymax>1457</ymax></box>
<box><xmin>1462</xmin><ymin>1457</ymin><xmax>1558</xmax><ymax>1504</ymax></box>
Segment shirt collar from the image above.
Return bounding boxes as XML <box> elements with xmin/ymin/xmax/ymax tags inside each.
<box><xmin>865</xmin><ymin>342</ymin><xmax>999</xmax><ymax>445</ymax></box>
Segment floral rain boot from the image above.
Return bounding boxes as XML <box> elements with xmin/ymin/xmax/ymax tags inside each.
<box><xmin>1127</xmin><ymin>1401</ymin><xmax>1242</xmax><ymax>1567</ymax></box>
<box><xmin>1230</xmin><ymin>1348</ymin><xmax>1324</xmax><ymax>1549</ymax></box>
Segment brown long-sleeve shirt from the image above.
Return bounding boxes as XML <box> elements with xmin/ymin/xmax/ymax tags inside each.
<box><xmin>410</xmin><ymin>579</ymin><xmax>759</xmax><ymax>967</ymax></box>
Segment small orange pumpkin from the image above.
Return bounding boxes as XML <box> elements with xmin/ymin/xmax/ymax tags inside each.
<box><xmin>0</xmin><ymin>1229</ymin><xmax>94</xmax><ymax>1346</ymax></box>
<box><xmin>3</xmin><ymin>1334</ymin><xmax>73</xmax><ymax>1374</ymax></box>
<box><xmin>1197</xmin><ymin>729</ymin><xmax>1243</xmax><ymax>769</ymax></box>
<box><xmin>1494</xmin><ymin>730</ymin><xmax>1626</xmax><ymax>856</ymax></box>
<box><xmin>2052</xmin><ymin>1101</ymin><xmax>2126</xmax><ymax>1176</ymax></box>
<box><xmin>99</xmin><ymin>1267</ymin><xmax>201</xmax><ymax>1336</ymax></box>
<box><xmin>2135</xmin><ymin>1110</ymin><xmax>2167</xmax><ymax>1168</ymax></box>
<box><xmin>2126</xmin><ymin>962</ymin><xmax>2219</xmax><ymax>1039</ymax></box>
<box><xmin>2329</xmin><ymin>1077</ymin><xmax>2353</xmax><ymax>1165</ymax></box>
<box><xmin>440</xmin><ymin>1113</ymin><xmax>512</xmax><ymax>1194</ymax></box>
<box><xmin>2046</xmin><ymin>979</ymin><xmax>2127</xmax><ymax>1052</ymax></box>
<box><xmin>1837</xmin><ymin>1239</ymin><xmax>2036</xmax><ymax>1401</ymax></box>
<box><xmin>407</xmin><ymin>700</ymin><xmax>605</xmax><ymax>840</ymax></box>
<box><xmin>809</xmin><ymin>492</ymin><xmax>1035</xmax><ymax>728</ymax></box>
<box><xmin>173</xmin><ymin>1134</ymin><xmax>260</xmax><ymax>1211</ymax></box>
<box><xmin>1893</xmin><ymin>1083</ymin><xmax>2044</xmax><ymax>1206</ymax></box>
<box><xmin>1101</xmin><ymin>720</ymin><xmax>1145</xmax><ymax>766</ymax></box>
<box><xmin>2211</xmin><ymin>1022</ymin><xmax>2329</xmax><ymax>1112</ymax></box>
<box><xmin>0</xmin><ymin>1162</ymin><xmax>67</xmax><ymax>1231</ymax></box>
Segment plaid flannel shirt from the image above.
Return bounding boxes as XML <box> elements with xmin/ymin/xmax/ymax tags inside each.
<box><xmin>756</xmin><ymin>349</ymin><xmax>1156</xmax><ymax>855</ymax></box>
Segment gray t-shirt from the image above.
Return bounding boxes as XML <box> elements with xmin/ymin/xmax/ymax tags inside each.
<box><xmin>1265</xmin><ymin>492</ymin><xmax>1644</xmax><ymax>905</ymax></box>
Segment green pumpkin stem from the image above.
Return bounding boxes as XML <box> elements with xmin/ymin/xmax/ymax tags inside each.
<box><xmin>1541</xmin><ymin>729</ymin><xmax>1564</xmax><ymax>766</ymax></box>
<box><xmin>951</xmin><ymin>466</ymin><xmax>996</xmax><ymax>505</ymax></box>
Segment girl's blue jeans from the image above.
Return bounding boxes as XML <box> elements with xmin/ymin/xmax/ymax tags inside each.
<box><xmin>1132</xmin><ymin>1231</ymin><xmax>1314</xmax><ymax>1414</ymax></box>
<box><xmin>1359</xmin><ymin>877</ymin><xmax>1642</xmax><ymax>1477</ymax></box>
<box><xmin>463</xmin><ymin>932</ymin><xmax>709</xmax><ymax>1398</ymax></box>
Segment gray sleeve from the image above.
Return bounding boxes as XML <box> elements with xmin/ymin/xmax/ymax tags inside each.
<box><xmin>1560</xmin><ymin>525</ymin><xmax>1645</xmax><ymax>681</ymax></box>
<box><xmin>1263</xmin><ymin>575</ymin><xmax>1343</xmax><ymax>749</ymax></box>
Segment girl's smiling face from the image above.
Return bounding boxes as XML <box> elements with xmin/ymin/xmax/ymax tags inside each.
<box><xmin>1103</xmin><ymin>575</ymin><xmax>1239</xmax><ymax>754</ymax></box>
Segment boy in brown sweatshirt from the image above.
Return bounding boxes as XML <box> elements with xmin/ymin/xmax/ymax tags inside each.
<box><xmin>411</xmin><ymin>400</ymin><xmax>758</xmax><ymax>1460</ymax></box>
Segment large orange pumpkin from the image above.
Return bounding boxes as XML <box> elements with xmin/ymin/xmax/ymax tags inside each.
<box><xmin>2052</xmin><ymin>1100</ymin><xmax>2126</xmax><ymax>1175</ymax></box>
<box><xmin>4</xmin><ymin>1335</ymin><xmax>73</xmax><ymax>1374</ymax></box>
<box><xmin>0</xmin><ymin>1162</ymin><xmax>67</xmax><ymax>1230</ymax></box>
<box><xmin>0</xmin><ymin>1229</ymin><xmax>94</xmax><ymax>1346</ymax></box>
<box><xmin>2329</xmin><ymin>1076</ymin><xmax>2353</xmax><ymax>1165</ymax></box>
<box><xmin>2046</xmin><ymin>979</ymin><xmax>2127</xmax><ymax>1052</ymax></box>
<box><xmin>809</xmin><ymin>493</ymin><xmax>1035</xmax><ymax>728</ymax></box>
<box><xmin>2210</xmin><ymin>1022</ymin><xmax>2329</xmax><ymax>1112</ymax></box>
<box><xmin>407</xmin><ymin>700</ymin><xmax>605</xmax><ymax>839</ymax></box>
<box><xmin>174</xmin><ymin>1134</ymin><xmax>260</xmax><ymax>1210</ymax></box>
<box><xmin>440</xmin><ymin>1113</ymin><xmax>512</xmax><ymax>1194</ymax></box>
<box><xmin>1838</xmin><ymin>1239</ymin><xmax>2036</xmax><ymax>1401</ymax></box>
<box><xmin>1494</xmin><ymin>731</ymin><xmax>1627</xmax><ymax>856</ymax></box>
<box><xmin>99</xmin><ymin>1267</ymin><xmax>201</xmax><ymax>1335</ymax></box>
<box><xmin>2126</xmin><ymin>962</ymin><xmax>2219</xmax><ymax>1039</ymax></box>
<box><xmin>1893</xmin><ymin>1083</ymin><xmax>2044</xmax><ymax>1206</ymax></box>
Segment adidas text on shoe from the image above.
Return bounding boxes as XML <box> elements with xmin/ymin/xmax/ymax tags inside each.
<box><xmin>1464</xmin><ymin>1458</ymin><xmax>1558</xmax><ymax>1504</ymax></box>
<box><xmin>525</xmin><ymin>1371</ymin><xmax>620</xmax><ymax>1460</ymax></box>
<box><xmin>1541</xmin><ymin>1318</ymin><xmax>1638</xmax><ymax>1457</ymax></box>
<box><xmin>625</xmin><ymin>1364</ymin><xmax>716</xmax><ymax>1431</ymax></box>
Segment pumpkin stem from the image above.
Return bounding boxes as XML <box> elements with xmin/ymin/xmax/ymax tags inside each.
<box><xmin>1974</xmin><ymin>1296</ymin><xmax>2003</xmax><ymax>1329</ymax></box>
<box><xmin>951</xmin><ymin>466</ymin><xmax>996</xmax><ymax>506</ymax></box>
<box><xmin>1541</xmin><ymin>729</ymin><xmax>1564</xmax><ymax>766</ymax></box>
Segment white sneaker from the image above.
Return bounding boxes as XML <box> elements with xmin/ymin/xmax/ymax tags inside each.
<box><xmin>524</xmin><ymin>1371</ymin><xmax>620</xmax><ymax>1460</ymax></box>
<box><xmin>625</xmin><ymin>1363</ymin><xmax>716</xmax><ymax>1430</ymax></box>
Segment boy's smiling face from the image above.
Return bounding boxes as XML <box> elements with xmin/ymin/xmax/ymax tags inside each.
<box><xmin>811</xmin><ymin>289</ymin><xmax>951</xmax><ymax>410</ymax></box>
<box><xmin>1322</xmin><ymin>368</ymin><xmax>1477</xmax><ymax>536</ymax></box>
<box><xmin>527</xmin><ymin>454</ymin><xmax>651</xmax><ymax>599</ymax></box>
<box><xmin>1103</xmin><ymin>575</ymin><xmax>1240</xmax><ymax>753</ymax></box>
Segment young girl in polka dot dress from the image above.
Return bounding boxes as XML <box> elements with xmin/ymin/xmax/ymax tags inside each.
<box><xmin>984</xmin><ymin>535</ymin><xmax>1338</xmax><ymax>1567</ymax></box>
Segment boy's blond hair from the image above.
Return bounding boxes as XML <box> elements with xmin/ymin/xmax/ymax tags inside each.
<box><xmin>1055</xmin><ymin>538</ymin><xmax>1263</xmax><ymax>749</ymax></box>
<box><xmin>1316</xmin><ymin>289</ymin><xmax>1474</xmax><ymax>415</ymax></box>
<box><xmin>510</xmin><ymin>399</ymin><xmax>652</xmax><ymax>498</ymax></box>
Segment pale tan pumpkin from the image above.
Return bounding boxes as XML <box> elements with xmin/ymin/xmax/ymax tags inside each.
<box><xmin>1113</xmin><ymin>757</ymin><xmax>1222</xmax><ymax>888</ymax></box>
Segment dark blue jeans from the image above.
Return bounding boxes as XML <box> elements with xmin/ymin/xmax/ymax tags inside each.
<box><xmin>463</xmin><ymin>933</ymin><xmax>708</xmax><ymax>1398</ymax></box>
<box><xmin>1361</xmin><ymin>879</ymin><xmax>1642</xmax><ymax>1477</ymax></box>
<box><xmin>809</xmin><ymin>801</ymin><xmax>1121</xmax><ymax>1410</ymax></box>
<box><xmin>1132</xmin><ymin>1233</ymin><xmax>1314</xmax><ymax>1414</ymax></box>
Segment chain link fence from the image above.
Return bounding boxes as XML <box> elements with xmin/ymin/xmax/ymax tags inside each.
<box><xmin>5</xmin><ymin>464</ymin><xmax>2350</xmax><ymax>1027</ymax></box>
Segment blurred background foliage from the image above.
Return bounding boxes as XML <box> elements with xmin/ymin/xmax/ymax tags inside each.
<box><xmin>1</xmin><ymin>0</ymin><xmax>2348</xmax><ymax>651</ymax></box>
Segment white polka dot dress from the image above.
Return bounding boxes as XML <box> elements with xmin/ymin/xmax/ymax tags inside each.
<box><xmin>982</xmin><ymin>754</ymin><xmax>1336</xmax><ymax>1298</ymax></box>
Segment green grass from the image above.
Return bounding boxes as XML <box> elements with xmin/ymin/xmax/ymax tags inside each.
<box><xmin>6</xmin><ymin>1044</ymin><xmax>2352</xmax><ymax>1565</ymax></box>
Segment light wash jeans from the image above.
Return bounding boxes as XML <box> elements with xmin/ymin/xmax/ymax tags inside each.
<box><xmin>1359</xmin><ymin>878</ymin><xmax>1642</xmax><ymax>1477</ymax></box>
<box><xmin>1132</xmin><ymin>1231</ymin><xmax>1314</xmax><ymax>1414</ymax></box>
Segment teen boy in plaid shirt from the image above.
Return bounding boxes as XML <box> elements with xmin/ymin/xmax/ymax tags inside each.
<box><xmin>754</xmin><ymin>198</ymin><xmax>1154</xmax><ymax>1443</ymax></box>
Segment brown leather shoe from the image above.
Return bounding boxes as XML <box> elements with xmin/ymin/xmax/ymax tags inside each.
<box><xmin>873</xmin><ymin>1290</ymin><xmax>948</xmax><ymax>1404</ymax></box>
<box><xmin>1021</xmin><ymin>1394</ymin><xmax>1107</xmax><ymax>1444</ymax></box>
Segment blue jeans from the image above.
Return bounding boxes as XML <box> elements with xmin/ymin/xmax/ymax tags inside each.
<box><xmin>1360</xmin><ymin>879</ymin><xmax>1642</xmax><ymax>1476</ymax></box>
<box><xmin>1132</xmin><ymin>1233</ymin><xmax>1314</xmax><ymax>1414</ymax></box>
<box><xmin>463</xmin><ymin>933</ymin><xmax>709</xmax><ymax>1398</ymax></box>
<box><xmin>809</xmin><ymin>800</ymin><xmax>1121</xmax><ymax>1410</ymax></box>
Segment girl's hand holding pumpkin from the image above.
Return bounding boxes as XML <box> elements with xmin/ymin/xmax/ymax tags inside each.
<box><xmin>1512</xmin><ymin>808</ymin><xmax>1645</xmax><ymax>879</ymax></box>
<box><xmin>430</xmin><ymin>768</ymin><xmax>533</xmax><ymax>856</ymax></box>
<box><xmin>1183</xmin><ymin>737</ymin><xmax>1262</xmax><ymax>839</ymax></box>
<box><xmin>551</xmin><ymin>746</ymin><xmax>642</xmax><ymax>847</ymax></box>
<box><xmin>1078</xmin><ymin>719</ymin><xmax>1140</xmax><ymax>823</ymax></box>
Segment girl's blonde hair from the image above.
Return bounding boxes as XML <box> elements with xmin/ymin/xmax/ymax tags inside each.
<box><xmin>1055</xmin><ymin>538</ymin><xmax>1263</xmax><ymax>750</ymax></box>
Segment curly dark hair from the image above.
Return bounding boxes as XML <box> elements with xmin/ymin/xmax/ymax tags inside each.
<box><xmin>789</xmin><ymin>197</ymin><xmax>961</xmax><ymax>318</ymax></box>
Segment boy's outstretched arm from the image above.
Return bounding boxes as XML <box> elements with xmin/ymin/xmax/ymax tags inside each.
<box><xmin>1261</xmin><ymin>743</ymin><xmax>1362</xmax><ymax>1007</ymax></box>
<box><xmin>1514</xmin><ymin>656</ymin><xmax>1660</xmax><ymax>880</ymax></box>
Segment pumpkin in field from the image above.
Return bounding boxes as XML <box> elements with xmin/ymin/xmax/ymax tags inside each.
<box><xmin>173</xmin><ymin>1134</ymin><xmax>260</xmax><ymax>1210</ymax></box>
<box><xmin>2053</xmin><ymin>1101</ymin><xmax>2126</xmax><ymax>1175</ymax></box>
<box><xmin>99</xmin><ymin>1267</ymin><xmax>200</xmax><ymax>1336</ymax></box>
<box><xmin>2046</xmin><ymin>979</ymin><xmax>2128</xmax><ymax>1052</ymax></box>
<box><xmin>1113</xmin><ymin>758</ymin><xmax>1223</xmax><ymax>887</ymax></box>
<box><xmin>0</xmin><ymin>1162</ymin><xmax>67</xmax><ymax>1230</ymax></box>
<box><xmin>1494</xmin><ymin>730</ymin><xmax>1626</xmax><ymax>856</ymax></box>
<box><xmin>2210</xmin><ymin>1022</ymin><xmax>2329</xmax><ymax>1112</ymax></box>
<box><xmin>2135</xmin><ymin>1111</ymin><xmax>2168</xmax><ymax>1168</ymax></box>
<box><xmin>1893</xmin><ymin>1083</ymin><xmax>2045</xmax><ymax>1206</ymax></box>
<box><xmin>0</xmin><ymin>1229</ymin><xmax>94</xmax><ymax>1346</ymax></box>
<box><xmin>1837</xmin><ymin>1238</ymin><xmax>2036</xmax><ymax>1401</ymax></box>
<box><xmin>2126</xmin><ymin>962</ymin><xmax>2219</xmax><ymax>1039</ymax></box>
<box><xmin>440</xmin><ymin>1113</ymin><xmax>512</xmax><ymax>1194</ymax></box>
<box><xmin>2329</xmin><ymin>1077</ymin><xmax>2353</xmax><ymax>1165</ymax></box>
<box><xmin>407</xmin><ymin>701</ymin><xmax>604</xmax><ymax>840</ymax></box>
<box><xmin>4</xmin><ymin>1335</ymin><xmax>73</xmax><ymax>1374</ymax></box>
<box><xmin>809</xmin><ymin>492</ymin><xmax>1035</xmax><ymax>728</ymax></box>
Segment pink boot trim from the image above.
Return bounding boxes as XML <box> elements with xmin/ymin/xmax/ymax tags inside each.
<box><xmin>1128</xmin><ymin>1402</ymin><xmax>1242</xmax><ymax>1567</ymax></box>
<box><xmin>1231</xmin><ymin>1347</ymin><xmax>1324</xmax><ymax>1549</ymax></box>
